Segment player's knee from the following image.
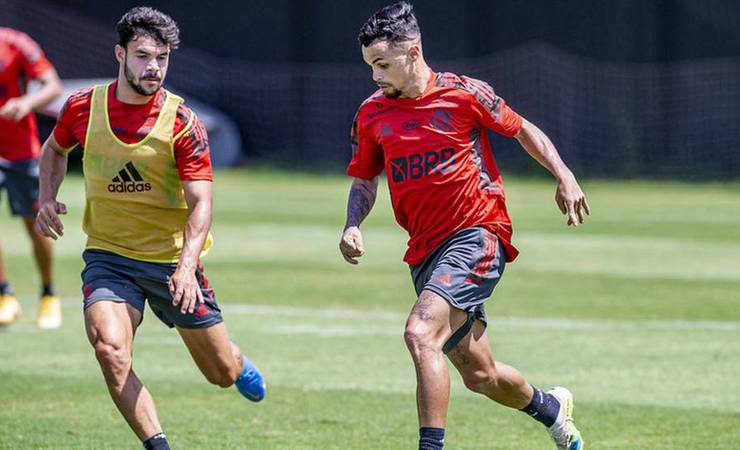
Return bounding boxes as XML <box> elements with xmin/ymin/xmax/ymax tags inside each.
<box><xmin>463</xmin><ymin>369</ymin><xmax>498</xmax><ymax>394</ymax></box>
<box><xmin>92</xmin><ymin>338</ymin><xmax>130</xmax><ymax>378</ymax></box>
<box><xmin>404</xmin><ymin>321</ymin><xmax>439</xmax><ymax>354</ymax></box>
<box><xmin>403</xmin><ymin>323</ymin><xmax>423</xmax><ymax>351</ymax></box>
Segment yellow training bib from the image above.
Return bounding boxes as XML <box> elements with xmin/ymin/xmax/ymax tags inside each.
<box><xmin>81</xmin><ymin>83</ymin><xmax>212</xmax><ymax>262</ymax></box>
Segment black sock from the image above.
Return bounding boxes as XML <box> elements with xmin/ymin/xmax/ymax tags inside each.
<box><xmin>42</xmin><ymin>283</ymin><xmax>54</xmax><ymax>297</ymax></box>
<box><xmin>419</xmin><ymin>427</ymin><xmax>445</xmax><ymax>450</ymax></box>
<box><xmin>142</xmin><ymin>432</ymin><xmax>170</xmax><ymax>450</ymax></box>
<box><xmin>520</xmin><ymin>385</ymin><xmax>561</xmax><ymax>427</ymax></box>
<box><xmin>0</xmin><ymin>282</ymin><xmax>12</xmax><ymax>296</ymax></box>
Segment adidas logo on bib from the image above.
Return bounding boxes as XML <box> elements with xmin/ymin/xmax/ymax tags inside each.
<box><xmin>107</xmin><ymin>161</ymin><xmax>152</xmax><ymax>193</ymax></box>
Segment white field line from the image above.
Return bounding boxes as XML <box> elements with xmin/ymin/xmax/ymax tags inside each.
<box><xmin>53</xmin><ymin>299</ymin><xmax>740</xmax><ymax>333</ymax></box>
<box><xmin>223</xmin><ymin>304</ymin><xmax>740</xmax><ymax>333</ymax></box>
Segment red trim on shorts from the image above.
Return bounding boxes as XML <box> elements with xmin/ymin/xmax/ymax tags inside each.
<box><xmin>472</xmin><ymin>232</ymin><xmax>498</xmax><ymax>277</ymax></box>
<box><xmin>193</xmin><ymin>302</ymin><xmax>209</xmax><ymax>317</ymax></box>
<box><xmin>196</xmin><ymin>260</ymin><xmax>215</xmax><ymax>302</ymax></box>
<box><xmin>82</xmin><ymin>283</ymin><xmax>93</xmax><ymax>298</ymax></box>
<box><xmin>197</xmin><ymin>261</ymin><xmax>210</xmax><ymax>289</ymax></box>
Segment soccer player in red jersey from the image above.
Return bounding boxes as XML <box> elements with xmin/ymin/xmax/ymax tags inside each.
<box><xmin>34</xmin><ymin>8</ymin><xmax>264</xmax><ymax>450</ymax></box>
<box><xmin>0</xmin><ymin>27</ymin><xmax>63</xmax><ymax>328</ymax></box>
<box><xmin>340</xmin><ymin>3</ymin><xmax>588</xmax><ymax>449</ymax></box>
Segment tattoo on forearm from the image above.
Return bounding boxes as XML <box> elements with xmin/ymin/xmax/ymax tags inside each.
<box><xmin>345</xmin><ymin>179</ymin><xmax>377</xmax><ymax>228</ymax></box>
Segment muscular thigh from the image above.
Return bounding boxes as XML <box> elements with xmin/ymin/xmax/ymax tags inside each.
<box><xmin>84</xmin><ymin>300</ymin><xmax>142</xmax><ymax>349</ymax></box>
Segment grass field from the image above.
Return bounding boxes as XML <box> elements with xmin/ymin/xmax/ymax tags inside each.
<box><xmin>1</xmin><ymin>169</ymin><xmax>739</xmax><ymax>449</ymax></box>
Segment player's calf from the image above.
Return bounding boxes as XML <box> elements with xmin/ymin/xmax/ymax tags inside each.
<box><xmin>460</xmin><ymin>367</ymin><xmax>499</xmax><ymax>395</ymax></box>
<box><xmin>457</xmin><ymin>361</ymin><xmax>532</xmax><ymax>408</ymax></box>
<box><xmin>201</xmin><ymin>356</ymin><xmax>240</xmax><ymax>388</ymax></box>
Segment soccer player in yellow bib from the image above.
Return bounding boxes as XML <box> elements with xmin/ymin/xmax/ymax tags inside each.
<box><xmin>34</xmin><ymin>8</ymin><xmax>265</xmax><ymax>450</ymax></box>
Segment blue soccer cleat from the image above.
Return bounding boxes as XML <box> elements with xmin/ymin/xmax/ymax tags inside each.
<box><xmin>547</xmin><ymin>387</ymin><xmax>584</xmax><ymax>450</ymax></box>
<box><xmin>234</xmin><ymin>353</ymin><xmax>265</xmax><ymax>402</ymax></box>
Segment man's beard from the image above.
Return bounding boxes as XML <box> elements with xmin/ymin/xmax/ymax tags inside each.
<box><xmin>124</xmin><ymin>59</ymin><xmax>161</xmax><ymax>96</ymax></box>
<box><xmin>379</xmin><ymin>84</ymin><xmax>402</xmax><ymax>99</ymax></box>
<box><xmin>383</xmin><ymin>88</ymin><xmax>402</xmax><ymax>99</ymax></box>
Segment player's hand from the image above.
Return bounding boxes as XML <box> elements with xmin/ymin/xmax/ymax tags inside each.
<box><xmin>0</xmin><ymin>97</ymin><xmax>32</xmax><ymax>122</ymax></box>
<box><xmin>339</xmin><ymin>226</ymin><xmax>365</xmax><ymax>265</ymax></box>
<box><xmin>168</xmin><ymin>265</ymin><xmax>204</xmax><ymax>314</ymax></box>
<box><xmin>35</xmin><ymin>200</ymin><xmax>67</xmax><ymax>239</ymax></box>
<box><xmin>555</xmin><ymin>174</ymin><xmax>590</xmax><ymax>226</ymax></box>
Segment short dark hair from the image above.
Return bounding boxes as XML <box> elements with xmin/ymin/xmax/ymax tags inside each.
<box><xmin>358</xmin><ymin>1</ymin><xmax>420</xmax><ymax>47</ymax></box>
<box><xmin>116</xmin><ymin>7</ymin><xmax>180</xmax><ymax>49</ymax></box>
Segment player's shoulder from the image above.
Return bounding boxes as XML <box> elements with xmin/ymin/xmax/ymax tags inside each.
<box><xmin>355</xmin><ymin>89</ymin><xmax>389</xmax><ymax>121</ymax></box>
<box><xmin>58</xmin><ymin>86</ymin><xmax>94</xmax><ymax>119</ymax></box>
<box><xmin>64</xmin><ymin>86</ymin><xmax>95</xmax><ymax>108</ymax></box>
<box><xmin>0</xmin><ymin>27</ymin><xmax>34</xmax><ymax>45</ymax></box>
<box><xmin>0</xmin><ymin>27</ymin><xmax>43</xmax><ymax>59</ymax></box>
<box><xmin>175</xmin><ymin>100</ymin><xmax>196</xmax><ymax>126</ymax></box>
<box><xmin>171</xmin><ymin>98</ymin><xmax>200</xmax><ymax>137</ymax></box>
<box><xmin>159</xmin><ymin>89</ymin><xmax>194</xmax><ymax>122</ymax></box>
<box><xmin>434</xmin><ymin>72</ymin><xmax>496</xmax><ymax>98</ymax></box>
<box><xmin>434</xmin><ymin>71</ymin><xmax>468</xmax><ymax>89</ymax></box>
<box><xmin>171</xmin><ymin>98</ymin><xmax>209</xmax><ymax>158</ymax></box>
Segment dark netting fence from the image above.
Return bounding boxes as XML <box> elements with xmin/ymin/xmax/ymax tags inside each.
<box><xmin>3</xmin><ymin>0</ymin><xmax>739</xmax><ymax>179</ymax></box>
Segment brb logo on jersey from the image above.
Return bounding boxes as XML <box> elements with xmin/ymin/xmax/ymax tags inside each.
<box><xmin>108</xmin><ymin>161</ymin><xmax>151</xmax><ymax>193</ymax></box>
<box><xmin>389</xmin><ymin>148</ymin><xmax>456</xmax><ymax>183</ymax></box>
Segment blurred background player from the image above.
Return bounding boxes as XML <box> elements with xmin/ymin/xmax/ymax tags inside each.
<box><xmin>340</xmin><ymin>3</ymin><xmax>588</xmax><ymax>450</ymax></box>
<box><xmin>0</xmin><ymin>27</ymin><xmax>63</xmax><ymax>328</ymax></box>
<box><xmin>34</xmin><ymin>8</ymin><xmax>265</xmax><ymax>450</ymax></box>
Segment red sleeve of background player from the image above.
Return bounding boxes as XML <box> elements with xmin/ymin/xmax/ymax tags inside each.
<box><xmin>461</xmin><ymin>76</ymin><xmax>523</xmax><ymax>137</ymax></box>
<box><xmin>173</xmin><ymin>105</ymin><xmax>213</xmax><ymax>181</ymax></box>
<box><xmin>11</xmin><ymin>30</ymin><xmax>54</xmax><ymax>79</ymax></box>
<box><xmin>52</xmin><ymin>88</ymin><xmax>93</xmax><ymax>153</ymax></box>
<box><xmin>346</xmin><ymin>107</ymin><xmax>384</xmax><ymax>179</ymax></box>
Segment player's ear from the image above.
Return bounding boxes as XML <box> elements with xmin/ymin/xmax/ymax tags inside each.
<box><xmin>407</xmin><ymin>43</ymin><xmax>421</xmax><ymax>61</ymax></box>
<box><xmin>114</xmin><ymin>44</ymin><xmax>125</xmax><ymax>64</ymax></box>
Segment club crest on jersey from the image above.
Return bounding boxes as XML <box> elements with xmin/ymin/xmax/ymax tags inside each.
<box><xmin>430</xmin><ymin>109</ymin><xmax>454</xmax><ymax>132</ymax></box>
<box><xmin>107</xmin><ymin>161</ymin><xmax>151</xmax><ymax>193</ymax></box>
<box><xmin>389</xmin><ymin>148</ymin><xmax>456</xmax><ymax>183</ymax></box>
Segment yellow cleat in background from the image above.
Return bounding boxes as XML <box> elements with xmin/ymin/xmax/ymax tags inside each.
<box><xmin>0</xmin><ymin>294</ymin><xmax>21</xmax><ymax>326</ymax></box>
<box><xmin>37</xmin><ymin>295</ymin><xmax>61</xmax><ymax>329</ymax></box>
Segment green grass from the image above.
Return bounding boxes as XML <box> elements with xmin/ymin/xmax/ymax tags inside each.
<box><xmin>1</xmin><ymin>169</ymin><xmax>739</xmax><ymax>449</ymax></box>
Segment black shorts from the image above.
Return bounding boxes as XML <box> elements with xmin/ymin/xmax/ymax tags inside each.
<box><xmin>0</xmin><ymin>158</ymin><xmax>39</xmax><ymax>217</ymax></box>
<box><xmin>410</xmin><ymin>227</ymin><xmax>506</xmax><ymax>352</ymax></box>
<box><xmin>81</xmin><ymin>249</ymin><xmax>223</xmax><ymax>329</ymax></box>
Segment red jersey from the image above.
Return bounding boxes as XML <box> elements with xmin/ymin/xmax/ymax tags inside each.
<box><xmin>0</xmin><ymin>28</ymin><xmax>54</xmax><ymax>161</ymax></box>
<box><xmin>53</xmin><ymin>82</ymin><xmax>212</xmax><ymax>181</ymax></box>
<box><xmin>347</xmin><ymin>71</ymin><xmax>523</xmax><ymax>265</ymax></box>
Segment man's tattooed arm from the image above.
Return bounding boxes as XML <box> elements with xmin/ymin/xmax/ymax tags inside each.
<box><xmin>344</xmin><ymin>177</ymin><xmax>379</xmax><ymax>229</ymax></box>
